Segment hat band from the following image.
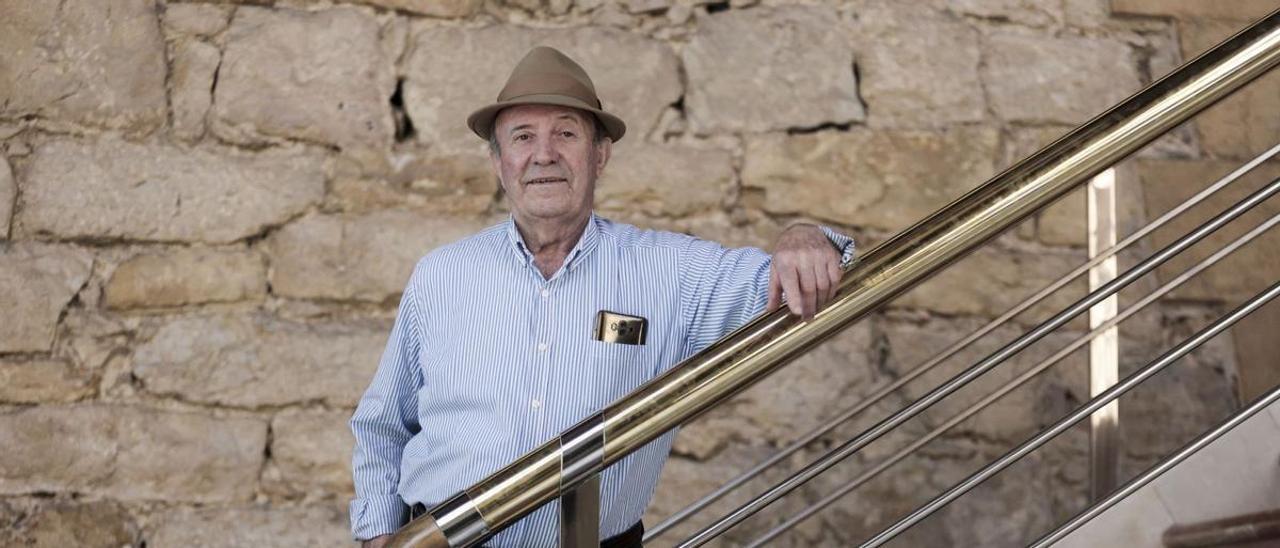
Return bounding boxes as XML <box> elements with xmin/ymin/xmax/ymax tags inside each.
<box><xmin>499</xmin><ymin>92</ymin><xmax>600</xmax><ymax>110</ymax></box>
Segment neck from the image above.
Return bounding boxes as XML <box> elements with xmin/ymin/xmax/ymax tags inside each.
<box><xmin>513</xmin><ymin>211</ymin><xmax>591</xmax><ymax>278</ymax></box>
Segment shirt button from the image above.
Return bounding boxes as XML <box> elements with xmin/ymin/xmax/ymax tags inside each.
<box><xmin>531</xmin><ymin>399</ymin><xmax>542</xmax><ymax>409</ymax></box>
<box><xmin>537</xmin><ymin>342</ymin><xmax>548</xmax><ymax>352</ymax></box>
<box><xmin>540</xmin><ymin>289</ymin><xmax>550</xmax><ymax>298</ymax></box>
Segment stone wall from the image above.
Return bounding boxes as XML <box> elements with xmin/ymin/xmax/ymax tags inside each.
<box><xmin>1</xmin><ymin>0</ymin><xmax>1275</xmax><ymax>546</ymax></box>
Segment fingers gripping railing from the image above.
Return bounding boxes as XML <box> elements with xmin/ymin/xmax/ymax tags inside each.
<box><xmin>389</xmin><ymin>10</ymin><xmax>1280</xmax><ymax>547</ymax></box>
<box><xmin>644</xmin><ymin>142</ymin><xmax>1280</xmax><ymax>543</ymax></box>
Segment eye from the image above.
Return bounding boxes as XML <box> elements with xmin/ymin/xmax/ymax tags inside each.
<box><xmin>513</xmin><ymin>133</ymin><xmax>532</xmax><ymax>142</ymax></box>
<box><xmin>561</xmin><ymin>130</ymin><xmax>576</xmax><ymax>139</ymax></box>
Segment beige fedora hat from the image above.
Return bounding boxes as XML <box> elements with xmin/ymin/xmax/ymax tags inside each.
<box><xmin>467</xmin><ymin>46</ymin><xmax>626</xmax><ymax>142</ymax></box>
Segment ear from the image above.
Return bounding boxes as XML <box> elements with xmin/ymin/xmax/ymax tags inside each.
<box><xmin>489</xmin><ymin>147</ymin><xmax>509</xmax><ymax>193</ymax></box>
<box><xmin>593</xmin><ymin>138</ymin><xmax>612</xmax><ymax>177</ymax></box>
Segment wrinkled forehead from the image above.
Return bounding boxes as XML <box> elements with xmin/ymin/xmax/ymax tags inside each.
<box><xmin>493</xmin><ymin>104</ymin><xmax>592</xmax><ymax>132</ymax></box>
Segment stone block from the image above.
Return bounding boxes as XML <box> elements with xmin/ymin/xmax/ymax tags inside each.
<box><xmin>17</xmin><ymin>138</ymin><xmax>324</xmax><ymax>243</ymax></box>
<box><xmin>267</xmin><ymin>410</ymin><xmax>355</xmax><ymax>497</ymax></box>
<box><xmin>162</xmin><ymin>2</ymin><xmax>233</xmax><ymax>37</ymax></box>
<box><xmin>331</xmin><ymin>148</ymin><xmax>495</xmax><ymax>215</ymax></box>
<box><xmin>1118</xmin><ymin>319</ymin><xmax>1238</xmax><ymax>464</ymax></box>
<box><xmin>1061</xmin><ymin>0</ymin><xmax>1112</xmax><ymax>28</ymax></box>
<box><xmin>1231</xmin><ymin>298</ymin><xmax>1280</xmax><ymax>402</ymax></box>
<box><xmin>0</xmin><ymin>155</ymin><xmax>12</xmax><ymax>239</ymax></box>
<box><xmin>657</xmin><ymin>416</ymin><xmax>949</xmax><ymax>546</ymax></box>
<box><xmin>349</xmin><ymin>0</ymin><xmax>481</xmax><ymax>17</ymax></box>
<box><xmin>1039</xmin><ymin>186</ymin><xmax>1088</xmax><ymax>246</ymax></box>
<box><xmin>0</xmin><ymin>405</ymin><xmax>266</xmax><ymax>502</ymax></box>
<box><xmin>59</xmin><ymin>311</ymin><xmax>138</xmax><ymax>373</ymax></box>
<box><xmin>647</xmin><ymin>445</ymin><xmax>849</xmax><ymax>546</ymax></box>
<box><xmin>854</xmin><ymin>8</ymin><xmax>984</xmax><ymax>127</ymax></box>
<box><xmin>132</xmin><ymin>314</ymin><xmax>387</xmax><ymax>407</ymax></box>
<box><xmin>742</xmin><ymin>127</ymin><xmax>999</xmax><ymax>232</ymax></box>
<box><xmin>104</xmin><ymin>247</ymin><xmax>266</xmax><ymax>309</ymax></box>
<box><xmin>1179</xmin><ymin>19</ymin><xmax>1280</xmax><ymax>160</ymax></box>
<box><xmin>674</xmin><ymin>321</ymin><xmax>879</xmax><ymax>458</ymax></box>
<box><xmin>266</xmin><ymin>211</ymin><xmax>488</xmax><ymax>302</ymax></box>
<box><xmin>683</xmin><ymin>6</ymin><xmax>864</xmax><ymax>133</ymax></box>
<box><xmin>146</xmin><ymin>504</ymin><xmax>350</xmax><ymax>547</ymax></box>
<box><xmin>1111</xmin><ymin>0</ymin><xmax>1276</xmax><ymax>20</ymax></box>
<box><xmin>212</xmin><ymin>7</ymin><xmax>395</xmax><ymax>155</ymax></box>
<box><xmin>1137</xmin><ymin>159</ymin><xmax>1280</xmax><ymax>302</ymax></box>
<box><xmin>881</xmin><ymin>316</ymin><xmax>1090</xmax><ymax>443</ymax></box>
<box><xmin>171</xmin><ymin>39</ymin><xmax>221</xmax><ymax>142</ymax></box>
<box><xmin>950</xmin><ymin>0</ymin><xmax>1064</xmax><ymax>26</ymax></box>
<box><xmin>0</xmin><ymin>0</ymin><xmax>167</xmax><ymax>132</ymax></box>
<box><xmin>0</xmin><ymin>499</ymin><xmax>137</xmax><ymax>548</ymax></box>
<box><xmin>892</xmin><ymin>245</ymin><xmax>1089</xmax><ymax>324</ymax></box>
<box><xmin>0</xmin><ymin>359</ymin><xmax>95</xmax><ymax>404</ymax></box>
<box><xmin>0</xmin><ymin>243</ymin><xmax>93</xmax><ymax>353</ymax></box>
<box><xmin>595</xmin><ymin>141</ymin><xmax>733</xmax><ymax>218</ymax></box>
<box><xmin>403</xmin><ymin>25</ymin><xmax>680</xmax><ymax>152</ymax></box>
<box><xmin>983</xmin><ymin>32</ymin><xmax>1142</xmax><ymax>124</ymax></box>
<box><xmin>931</xmin><ymin>441</ymin><xmax>1078</xmax><ymax>547</ymax></box>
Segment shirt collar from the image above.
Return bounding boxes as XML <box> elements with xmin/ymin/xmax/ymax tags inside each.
<box><xmin>504</xmin><ymin>212</ymin><xmax>602</xmax><ymax>274</ymax></box>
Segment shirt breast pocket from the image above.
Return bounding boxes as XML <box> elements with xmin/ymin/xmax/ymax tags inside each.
<box><xmin>574</xmin><ymin>340</ymin><xmax>653</xmax><ymax>410</ymax></box>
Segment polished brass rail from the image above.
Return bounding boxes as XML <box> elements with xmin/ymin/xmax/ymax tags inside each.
<box><xmin>389</xmin><ymin>9</ymin><xmax>1280</xmax><ymax>548</ymax></box>
<box><xmin>647</xmin><ymin>143</ymin><xmax>1280</xmax><ymax>542</ymax></box>
<box><xmin>746</xmin><ymin>204</ymin><xmax>1280</xmax><ymax>547</ymax></box>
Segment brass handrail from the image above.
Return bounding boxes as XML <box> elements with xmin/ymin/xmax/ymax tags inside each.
<box><xmin>746</xmin><ymin>202</ymin><xmax>1280</xmax><ymax>547</ymax></box>
<box><xmin>389</xmin><ymin>9</ymin><xmax>1280</xmax><ymax>548</ymax></box>
<box><xmin>646</xmin><ymin>142</ymin><xmax>1280</xmax><ymax>542</ymax></box>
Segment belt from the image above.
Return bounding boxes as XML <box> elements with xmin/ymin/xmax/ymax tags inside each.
<box><xmin>409</xmin><ymin>503</ymin><xmax>644</xmax><ymax>548</ymax></box>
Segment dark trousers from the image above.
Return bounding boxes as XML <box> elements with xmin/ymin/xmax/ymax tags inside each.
<box><xmin>410</xmin><ymin>503</ymin><xmax>643</xmax><ymax>548</ymax></box>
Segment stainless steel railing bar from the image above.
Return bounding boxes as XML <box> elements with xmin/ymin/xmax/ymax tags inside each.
<box><xmin>1028</xmin><ymin>383</ymin><xmax>1280</xmax><ymax>547</ymax></box>
<box><xmin>746</xmin><ymin>207</ymin><xmax>1280</xmax><ymax>547</ymax></box>
<box><xmin>860</xmin><ymin>279</ymin><xmax>1280</xmax><ymax>547</ymax></box>
<box><xmin>676</xmin><ymin>178</ymin><xmax>1280</xmax><ymax>548</ymax></box>
<box><xmin>643</xmin><ymin>142</ymin><xmax>1280</xmax><ymax>542</ymax></box>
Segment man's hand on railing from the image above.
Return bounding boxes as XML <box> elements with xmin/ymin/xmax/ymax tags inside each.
<box><xmin>768</xmin><ymin>223</ymin><xmax>844</xmax><ymax>320</ymax></box>
<box><xmin>362</xmin><ymin>534</ymin><xmax>391</xmax><ymax>548</ymax></box>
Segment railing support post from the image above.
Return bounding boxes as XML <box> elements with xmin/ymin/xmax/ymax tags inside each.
<box><xmin>560</xmin><ymin>475</ymin><xmax>601</xmax><ymax>548</ymax></box>
<box><xmin>1088</xmin><ymin>168</ymin><xmax>1121</xmax><ymax>501</ymax></box>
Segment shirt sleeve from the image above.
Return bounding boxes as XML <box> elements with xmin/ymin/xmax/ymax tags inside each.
<box><xmin>819</xmin><ymin>225</ymin><xmax>858</xmax><ymax>269</ymax></box>
<box><xmin>349</xmin><ymin>266</ymin><xmax>426</xmax><ymax>541</ymax></box>
<box><xmin>678</xmin><ymin>225</ymin><xmax>856</xmax><ymax>358</ymax></box>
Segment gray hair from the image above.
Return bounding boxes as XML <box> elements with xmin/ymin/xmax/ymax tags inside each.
<box><xmin>489</xmin><ymin>114</ymin><xmax>610</xmax><ymax>156</ymax></box>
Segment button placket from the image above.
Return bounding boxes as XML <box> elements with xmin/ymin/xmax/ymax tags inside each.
<box><xmin>531</xmin><ymin>283</ymin><xmax>555</xmax><ymax>432</ymax></box>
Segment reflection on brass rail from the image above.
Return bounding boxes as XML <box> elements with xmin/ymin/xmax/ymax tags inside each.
<box><xmin>390</xmin><ymin>9</ymin><xmax>1280</xmax><ymax>547</ymax></box>
<box><xmin>745</xmin><ymin>208</ymin><xmax>1280</xmax><ymax>547</ymax></box>
<box><xmin>646</xmin><ymin>143</ymin><xmax>1280</xmax><ymax>542</ymax></box>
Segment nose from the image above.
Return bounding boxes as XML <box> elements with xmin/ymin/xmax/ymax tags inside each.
<box><xmin>532</xmin><ymin>136</ymin><xmax>557</xmax><ymax>165</ymax></box>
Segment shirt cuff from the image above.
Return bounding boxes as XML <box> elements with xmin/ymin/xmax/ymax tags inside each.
<box><xmin>350</xmin><ymin>494</ymin><xmax>409</xmax><ymax>541</ymax></box>
<box><xmin>819</xmin><ymin>225</ymin><xmax>858</xmax><ymax>269</ymax></box>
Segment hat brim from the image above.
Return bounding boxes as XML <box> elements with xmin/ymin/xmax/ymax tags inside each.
<box><xmin>467</xmin><ymin>93</ymin><xmax>627</xmax><ymax>143</ymax></box>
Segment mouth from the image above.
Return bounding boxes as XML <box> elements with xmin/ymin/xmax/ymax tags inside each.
<box><xmin>524</xmin><ymin>176</ymin><xmax>568</xmax><ymax>186</ymax></box>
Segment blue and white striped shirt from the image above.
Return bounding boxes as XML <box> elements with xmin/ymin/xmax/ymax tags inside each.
<box><xmin>349</xmin><ymin>213</ymin><xmax>854</xmax><ymax>545</ymax></box>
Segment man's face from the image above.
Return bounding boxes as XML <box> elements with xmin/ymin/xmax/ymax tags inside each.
<box><xmin>490</xmin><ymin>104</ymin><xmax>610</xmax><ymax>225</ymax></box>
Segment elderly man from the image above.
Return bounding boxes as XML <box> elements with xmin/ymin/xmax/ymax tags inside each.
<box><xmin>350</xmin><ymin>47</ymin><xmax>854</xmax><ymax>547</ymax></box>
